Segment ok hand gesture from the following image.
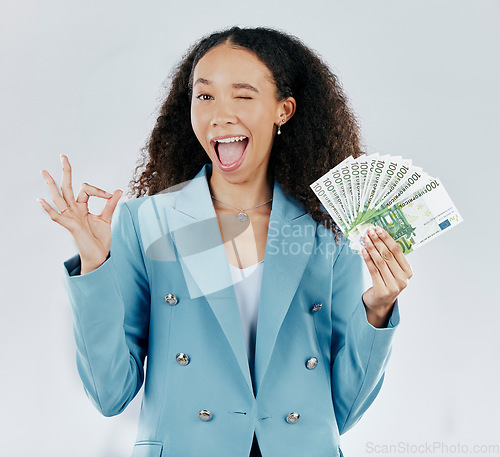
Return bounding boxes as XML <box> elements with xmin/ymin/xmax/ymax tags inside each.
<box><xmin>38</xmin><ymin>155</ymin><xmax>122</xmax><ymax>274</ymax></box>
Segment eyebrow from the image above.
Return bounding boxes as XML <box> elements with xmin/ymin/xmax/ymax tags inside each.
<box><xmin>193</xmin><ymin>78</ymin><xmax>259</xmax><ymax>93</ymax></box>
<box><xmin>193</xmin><ymin>78</ymin><xmax>211</xmax><ymax>86</ymax></box>
<box><xmin>232</xmin><ymin>83</ymin><xmax>259</xmax><ymax>93</ymax></box>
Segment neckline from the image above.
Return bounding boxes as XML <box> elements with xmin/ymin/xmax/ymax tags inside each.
<box><xmin>229</xmin><ymin>260</ymin><xmax>264</xmax><ymax>271</ymax></box>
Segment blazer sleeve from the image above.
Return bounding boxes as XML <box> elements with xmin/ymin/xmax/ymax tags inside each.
<box><xmin>62</xmin><ymin>202</ymin><xmax>151</xmax><ymax>417</ymax></box>
<box><xmin>330</xmin><ymin>241</ymin><xmax>400</xmax><ymax>435</ymax></box>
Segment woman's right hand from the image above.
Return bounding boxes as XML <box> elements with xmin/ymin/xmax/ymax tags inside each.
<box><xmin>38</xmin><ymin>155</ymin><xmax>123</xmax><ymax>275</ymax></box>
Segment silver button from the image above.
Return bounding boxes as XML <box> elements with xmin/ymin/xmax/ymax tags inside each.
<box><xmin>311</xmin><ymin>303</ymin><xmax>322</xmax><ymax>313</ymax></box>
<box><xmin>286</xmin><ymin>412</ymin><xmax>300</xmax><ymax>424</ymax></box>
<box><xmin>198</xmin><ymin>410</ymin><xmax>212</xmax><ymax>421</ymax></box>
<box><xmin>176</xmin><ymin>353</ymin><xmax>190</xmax><ymax>366</ymax></box>
<box><xmin>164</xmin><ymin>293</ymin><xmax>178</xmax><ymax>305</ymax></box>
<box><xmin>306</xmin><ymin>357</ymin><xmax>318</xmax><ymax>370</ymax></box>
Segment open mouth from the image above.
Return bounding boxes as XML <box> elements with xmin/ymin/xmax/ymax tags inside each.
<box><xmin>212</xmin><ymin>136</ymin><xmax>249</xmax><ymax>171</ymax></box>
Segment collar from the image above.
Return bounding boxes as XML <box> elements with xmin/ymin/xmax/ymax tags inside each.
<box><xmin>174</xmin><ymin>163</ymin><xmax>307</xmax><ymax>222</ymax></box>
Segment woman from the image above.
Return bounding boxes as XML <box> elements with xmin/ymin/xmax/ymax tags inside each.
<box><xmin>39</xmin><ymin>27</ymin><xmax>412</xmax><ymax>457</ymax></box>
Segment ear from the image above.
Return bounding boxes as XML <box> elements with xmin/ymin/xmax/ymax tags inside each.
<box><xmin>275</xmin><ymin>96</ymin><xmax>297</xmax><ymax>126</ymax></box>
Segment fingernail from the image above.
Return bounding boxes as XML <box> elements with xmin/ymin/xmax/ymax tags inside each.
<box><xmin>376</xmin><ymin>227</ymin><xmax>384</xmax><ymax>234</ymax></box>
<box><xmin>368</xmin><ymin>228</ymin><xmax>376</xmax><ymax>236</ymax></box>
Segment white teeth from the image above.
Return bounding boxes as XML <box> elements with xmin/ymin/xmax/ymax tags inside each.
<box><xmin>216</xmin><ymin>136</ymin><xmax>247</xmax><ymax>144</ymax></box>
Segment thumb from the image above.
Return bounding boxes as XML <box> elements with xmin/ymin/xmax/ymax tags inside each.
<box><xmin>100</xmin><ymin>189</ymin><xmax>123</xmax><ymax>224</ymax></box>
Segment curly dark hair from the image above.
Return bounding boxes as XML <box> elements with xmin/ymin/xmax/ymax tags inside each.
<box><xmin>129</xmin><ymin>26</ymin><xmax>363</xmax><ymax>235</ymax></box>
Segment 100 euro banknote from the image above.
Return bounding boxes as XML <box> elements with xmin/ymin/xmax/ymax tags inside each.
<box><xmin>348</xmin><ymin>178</ymin><xmax>463</xmax><ymax>254</ymax></box>
<box><xmin>310</xmin><ymin>155</ymin><xmax>463</xmax><ymax>254</ymax></box>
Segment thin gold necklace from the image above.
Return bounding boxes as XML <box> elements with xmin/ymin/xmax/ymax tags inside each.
<box><xmin>210</xmin><ymin>195</ymin><xmax>273</xmax><ymax>222</ymax></box>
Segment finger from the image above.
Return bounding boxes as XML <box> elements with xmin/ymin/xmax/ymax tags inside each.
<box><xmin>363</xmin><ymin>232</ymin><xmax>397</xmax><ymax>289</ymax></box>
<box><xmin>367</xmin><ymin>227</ymin><xmax>395</xmax><ymax>263</ymax></box>
<box><xmin>361</xmin><ymin>247</ymin><xmax>386</xmax><ymax>290</ymax></box>
<box><xmin>76</xmin><ymin>182</ymin><xmax>114</xmax><ymax>204</ymax></box>
<box><xmin>40</xmin><ymin>169</ymin><xmax>68</xmax><ymax>212</ymax></box>
<box><xmin>100</xmin><ymin>189</ymin><xmax>123</xmax><ymax>224</ymax></box>
<box><xmin>367</xmin><ymin>228</ymin><xmax>410</xmax><ymax>293</ymax></box>
<box><xmin>366</xmin><ymin>227</ymin><xmax>402</xmax><ymax>282</ymax></box>
<box><xmin>374</xmin><ymin>227</ymin><xmax>413</xmax><ymax>279</ymax></box>
<box><xmin>37</xmin><ymin>197</ymin><xmax>67</xmax><ymax>225</ymax></box>
<box><xmin>60</xmin><ymin>155</ymin><xmax>76</xmax><ymax>205</ymax></box>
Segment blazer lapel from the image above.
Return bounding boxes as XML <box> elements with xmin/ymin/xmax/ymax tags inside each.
<box><xmin>160</xmin><ymin>164</ymin><xmax>316</xmax><ymax>397</ymax></box>
<box><xmin>164</xmin><ymin>165</ymin><xmax>253</xmax><ymax>395</ymax></box>
<box><xmin>253</xmin><ymin>182</ymin><xmax>316</xmax><ymax>393</ymax></box>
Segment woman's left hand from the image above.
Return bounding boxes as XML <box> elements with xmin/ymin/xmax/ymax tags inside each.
<box><xmin>361</xmin><ymin>226</ymin><xmax>413</xmax><ymax>328</ymax></box>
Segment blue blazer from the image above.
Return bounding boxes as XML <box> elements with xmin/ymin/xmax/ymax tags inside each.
<box><xmin>64</xmin><ymin>164</ymin><xmax>399</xmax><ymax>457</ymax></box>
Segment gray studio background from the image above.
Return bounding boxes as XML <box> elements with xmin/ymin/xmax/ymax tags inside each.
<box><xmin>2</xmin><ymin>0</ymin><xmax>499</xmax><ymax>456</ymax></box>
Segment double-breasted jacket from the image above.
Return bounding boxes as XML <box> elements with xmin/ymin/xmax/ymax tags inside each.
<box><xmin>64</xmin><ymin>164</ymin><xmax>399</xmax><ymax>457</ymax></box>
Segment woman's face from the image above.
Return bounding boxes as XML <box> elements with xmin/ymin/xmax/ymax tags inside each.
<box><xmin>191</xmin><ymin>43</ymin><xmax>293</xmax><ymax>185</ymax></box>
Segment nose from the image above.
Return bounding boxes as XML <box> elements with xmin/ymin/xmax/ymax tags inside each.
<box><xmin>211</xmin><ymin>99</ymin><xmax>238</xmax><ymax>127</ymax></box>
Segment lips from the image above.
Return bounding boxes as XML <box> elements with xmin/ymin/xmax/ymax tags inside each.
<box><xmin>211</xmin><ymin>135</ymin><xmax>249</xmax><ymax>172</ymax></box>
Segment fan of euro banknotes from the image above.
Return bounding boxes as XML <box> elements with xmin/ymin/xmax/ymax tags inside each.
<box><xmin>310</xmin><ymin>154</ymin><xmax>463</xmax><ymax>255</ymax></box>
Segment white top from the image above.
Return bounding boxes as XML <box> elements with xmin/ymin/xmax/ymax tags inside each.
<box><xmin>229</xmin><ymin>260</ymin><xmax>264</xmax><ymax>377</ymax></box>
